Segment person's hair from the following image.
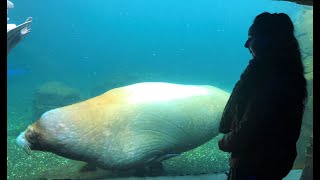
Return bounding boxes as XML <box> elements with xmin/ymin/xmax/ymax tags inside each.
<box><xmin>250</xmin><ymin>13</ymin><xmax>300</xmax><ymax>65</ymax></box>
<box><xmin>250</xmin><ymin>12</ymin><xmax>307</xmax><ymax>114</ymax></box>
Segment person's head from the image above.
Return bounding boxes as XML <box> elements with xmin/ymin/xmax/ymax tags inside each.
<box><xmin>244</xmin><ymin>12</ymin><xmax>307</xmax><ymax>114</ymax></box>
<box><xmin>244</xmin><ymin>12</ymin><xmax>299</xmax><ymax>60</ymax></box>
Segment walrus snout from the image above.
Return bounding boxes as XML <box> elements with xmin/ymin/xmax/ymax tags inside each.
<box><xmin>16</xmin><ymin>125</ymin><xmax>44</xmax><ymax>154</ymax></box>
<box><xmin>16</xmin><ymin>130</ymin><xmax>32</xmax><ymax>155</ymax></box>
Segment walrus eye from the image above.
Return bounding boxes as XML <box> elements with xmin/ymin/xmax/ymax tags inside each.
<box><xmin>28</xmin><ymin>131</ymin><xmax>39</xmax><ymax>140</ymax></box>
<box><xmin>28</xmin><ymin>133</ymin><xmax>35</xmax><ymax>140</ymax></box>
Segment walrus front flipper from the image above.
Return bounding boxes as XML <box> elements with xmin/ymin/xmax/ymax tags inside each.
<box><xmin>79</xmin><ymin>163</ymin><xmax>98</xmax><ymax>172</ymax></box>
<box><xmin>147</xmin><ymin>161</ymin><xmax>165</xmax><ymax>176</ymax></box>
<box><xmin>132</xmin><ymin>154</ymin><xmax>181</xmax><ymax>177</ymax></box>
<box><xmin>133</xmin><ymin>162</ymin><xmax>165</xmax><ymax>177</ymax></box>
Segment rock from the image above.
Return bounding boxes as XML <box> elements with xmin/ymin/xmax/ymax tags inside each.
<box><xmin>273</xmin><ymin>0</ymin><xmax>313</xmax><ymax>6</ymax></box>
<box><xmin>32</xmin><ymin>81</ymin><xmax>82</xmax><ymax>120</ymax></box>
<box><xmin>295</xmin><ymin>8</ymin><xmax>313</xmax><ymax>60</ymax></box>
<box><xmin>291</xmin><ymin>7</ymin><xmax>313</xmax><ymax>170</ymax></box>
<box><xmin>293</xmin><ymin>78</ymin><xmax>313</xmax><ymax>169</ymax></box>
<box><xmin>303</xmin><ymin>56</ymin><xmax>313</xmax><ymax>80</ymax></box>
<box><xmin>300</xmin><ymin>135</ymin><xmax>313</xmax><ymax>180</ymax></box>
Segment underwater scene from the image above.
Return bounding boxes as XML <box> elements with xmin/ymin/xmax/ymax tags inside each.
<box><xmin>7</xmin><ymin>0</ymin><xmax>313</xmax><ymax>179</ymax></box>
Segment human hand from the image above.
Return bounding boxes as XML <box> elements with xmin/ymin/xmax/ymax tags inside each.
<box><xmin>7</xmin><ymin>17</ymin><xmax>32</xmax><ymax>55</ymax></box>
<box><xmin>218</xmin><ymin>136</ymin><xmax>225</xmax><ymax>150</ymax></box>
<box><xmin>21</xmin><ymin>17</ymin><xmax>32</xmax><ymax>37</ymax></box>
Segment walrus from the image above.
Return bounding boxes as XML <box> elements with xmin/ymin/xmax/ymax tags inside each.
<box><xmin>17</xmin><ymin>82</ymin><xmax>230</xmax><ymax>171</ymax></box>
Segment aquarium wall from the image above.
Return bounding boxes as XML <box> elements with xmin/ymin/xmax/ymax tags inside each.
<box><xmin>7</xmin><ymin>0</ymin><xmax>313</xmax><ymax>179</ymax></box>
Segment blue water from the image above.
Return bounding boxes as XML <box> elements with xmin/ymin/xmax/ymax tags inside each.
<box><xmin>7</xmin><ymin>69</ymin><xmax>28</xmax><ymax>76</ymax></box>
<box><xmin>7</xmin><ymin>0</ymin><xmax>302</xmax><ymax>96</ymax></box>
<box><xmin>7</xmin><ymin>1</ymin><xmax>307</xmax><ymax>179</ymax></box>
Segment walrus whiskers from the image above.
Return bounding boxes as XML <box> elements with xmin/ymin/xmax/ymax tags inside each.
<box><xmin>16</xmin><ymin>131</ymin><xmax>32</xmax><ymax>155</ymax></box>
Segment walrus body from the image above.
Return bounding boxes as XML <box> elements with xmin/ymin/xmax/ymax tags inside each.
<box><xmin>17</xmin><ymin>82</ymin><xmax>230</xmax><ymax>170</ymax></box>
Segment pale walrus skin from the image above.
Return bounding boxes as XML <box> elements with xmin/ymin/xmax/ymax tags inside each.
<box><xmin>17</xmin><ymin>82</ymin><xmax>230</xmax><ymax>170</ymax></box>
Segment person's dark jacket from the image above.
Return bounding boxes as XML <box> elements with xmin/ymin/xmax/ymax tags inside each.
<box><xmin>218</xmin><ymin>58</ymin><xmax>306</xmax><ymax>176</ymax></box>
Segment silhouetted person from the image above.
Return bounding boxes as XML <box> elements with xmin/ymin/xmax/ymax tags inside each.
<box><xmin>218</xmin><ymin>12</ymin><xmax>307</xmax><ymax>180</ymax></box>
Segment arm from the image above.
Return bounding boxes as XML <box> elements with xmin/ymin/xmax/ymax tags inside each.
<box><xmin>7</xmin><ymin>17</ymin><xmax>32</xmax><ymax>55</ymax></box>
<box><xmin>219</xmin><ymin>99</ymin><xmax>236</xmax><ymax>134</ymax></box>
<box><xmin>218</xmin><ymin>83</ymin><xmax>281</xmax><ymax>153</ymax></box>
<box><xmin>218</xmin><ymin>81</ymin><xmax>242</xmax><ymax>134</ymax></box>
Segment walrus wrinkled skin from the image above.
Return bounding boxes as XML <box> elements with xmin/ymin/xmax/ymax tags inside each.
<box><xmin>17</xmin><ymin>82</ymin><xmax>230</xmax><ymax>170</ymax></box>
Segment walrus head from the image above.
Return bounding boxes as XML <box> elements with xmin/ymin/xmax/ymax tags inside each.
<box><xmin>16</xmin><ymin>109</ymin><xmax>79</xmax><ymax>159</ymax></box>
<box><xmin>16</xmin><ymin>117</ymin><xmax>62</xmax><ymax>155</ymax></box>
<box><xmin>17</xmin><ymin>122</ymin><xmax>46</xmax><ymax>154</ymax></box>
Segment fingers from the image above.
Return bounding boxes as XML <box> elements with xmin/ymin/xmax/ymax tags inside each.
<box><xmin>25</xmin><ymin>17</ymin><xmax>33</xmax><ymax>22</ymax></box>
<box><xmin>21</xmin><ymin>28</ymin><xmax>31</xmax><ymax>37</ymax></box>
<box><xmin>21</xmin><ymin>24</ymin><xmax>32</xmax><ymax>36</ymax></box>
<box><xmin>24</xmin><ymin>17</ymin><xmax>33</xmax><ymax>35</ymax></box>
